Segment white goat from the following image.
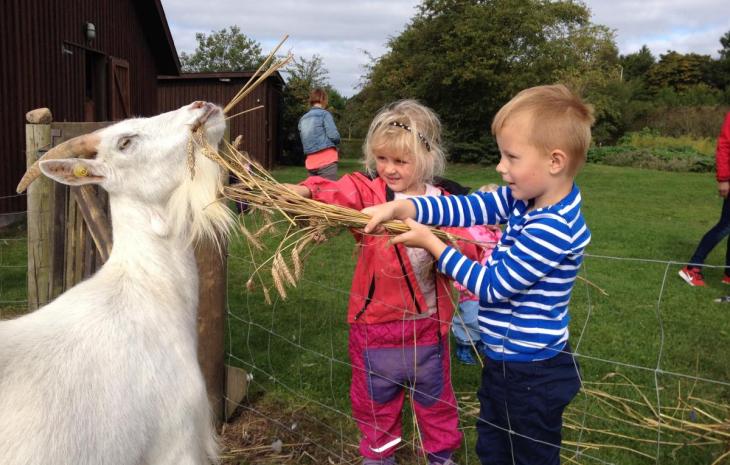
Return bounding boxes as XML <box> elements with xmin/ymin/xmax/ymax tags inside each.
<box><xmin>0</xmin><ymin>101</ymin><xmax>232</xmax><ymax>465</ymax></box>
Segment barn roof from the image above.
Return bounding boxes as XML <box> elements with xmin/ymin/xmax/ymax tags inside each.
<box><xmin>134</xmin><ymin>0</ymin><xmax>181</xmax><ymax>75</ymax></box>
<box><xmin>159</xmin><ymin>71</ymin><xmax>286</xmax><ymax>87</ymax></box>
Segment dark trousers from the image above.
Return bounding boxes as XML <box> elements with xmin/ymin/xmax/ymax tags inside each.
<box><xmin>475</xmin><ymin>345</ymin><xmax>581</xmax><ymax>465</ymax></box>
<box><xmin>307</xmin><ymin>161</ymin><xmax>338</xmax><ymax>180</ymax></box>
<box><xmin>689</xmin><ymin>197</ymin><xmax>730</xmax><ymax>273</ymax></box>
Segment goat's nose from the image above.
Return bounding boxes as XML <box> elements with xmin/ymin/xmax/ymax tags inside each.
<box><xmin>191</xmin><ymin>101</ymin><xmax>206</xmax><ymax>109</ymax></box>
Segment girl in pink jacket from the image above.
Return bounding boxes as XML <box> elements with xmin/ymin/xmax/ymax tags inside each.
<box><xmin>288</xmin><ymin>100</ymin><xmax>478</xmax><ymax>465</ymax></box>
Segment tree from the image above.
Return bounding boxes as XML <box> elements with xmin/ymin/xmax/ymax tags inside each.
<box><xmin>352</xmin><ymin>0</ymin><xmax>619</xmax><ymax>161</ymax></box>
<box><xmin>619</xmin><ymin>45</ymin><xmax>656</xmax><ymax>82</ymax></box>
<box><xmin>179</xmin><ymin>26</ymin><xmax>264</xmax><ymax>72</ymax></box>
<box><xmin>719</xmin><ymin>30</ymin><xmax>730</xmax><ymax>60</ymax></box>
<box><xmin>646</xmin><ymin>51</ymin><xmax>713</xmax><ymax>92</ymax></box>
<box><xmin>707</xmin><ymin>30</ymin><xmax>730</xmax><ymax>95</ymax></box>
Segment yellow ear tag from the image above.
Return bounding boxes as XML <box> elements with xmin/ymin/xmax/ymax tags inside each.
<box><xmin>73</xmin><ymin>164</ymin><xmax>88</xmax><ymax>178</ymax></box>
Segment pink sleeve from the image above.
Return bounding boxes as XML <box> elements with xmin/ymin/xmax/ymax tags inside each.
<box><xmin>300</xmin><ymin>175</ymin><xmax>367</xmax><ymax>210</ymax></box>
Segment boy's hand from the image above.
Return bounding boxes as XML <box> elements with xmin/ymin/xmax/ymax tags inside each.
<box><xmin>390</xmin><ymin>218</ymin><xmax>447</xmax><ymax>258</ymax></box>
<box><xmin>361</xmin><ymin>199</ymin><xmax>417</xmax><ymax>234</ymax></box>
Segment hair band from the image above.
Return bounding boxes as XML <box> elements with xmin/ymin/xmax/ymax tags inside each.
<box><xmin>388</xmin><ymin>121</ymin><xmax>431</xmax><ymax>152</ymax></box>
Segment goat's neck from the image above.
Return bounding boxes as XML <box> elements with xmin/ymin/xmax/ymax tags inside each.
<box><xmin>105</xmin><ymin>195</ymin><xmax>195</xmax><ymax>278</ymax></box>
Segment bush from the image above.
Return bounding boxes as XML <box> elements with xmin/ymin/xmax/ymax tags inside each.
<box><xmin>619</xmin><ymin>128</ymin><xmax>716</xmax><ymax>156</ymax></box>
<box><xmin>588</xmin><ymin>144</ymin><xmax>714</xmax><ymax>172</ymax></box>
<box><xmin>447</xmin><ymin>137</ymin><xmax>500</xmax><ymax>165</ymax></box>
<box><xmin>630</xmin><ymin>105</ymin><xmax>729</xmax><ymax>138</ymax></box>
<box><xmin>339</xmin><ymin>139</ymin><xmax>364</xmax><ymax>160</ymax></box>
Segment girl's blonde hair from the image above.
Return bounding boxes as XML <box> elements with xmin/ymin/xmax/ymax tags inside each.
<box><xmin>363</xmin><ymin>99</ymin><xmax>446</xmax><ymax>184</ymax></box>
<box><xmin>491</xmin><ymin>84</ymin><xmax>595</xmax><ymax>175</ymax></box>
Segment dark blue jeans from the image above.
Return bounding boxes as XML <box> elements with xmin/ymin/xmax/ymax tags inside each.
<box><xmin>475</xmin><ymin>345</ymin><xmax>581</xmax><ymax>465</ymax></box>
<box><xmin>689</xmin><ymin>197</ymin><xmax>730</xmax><ymax>273</ymax></box>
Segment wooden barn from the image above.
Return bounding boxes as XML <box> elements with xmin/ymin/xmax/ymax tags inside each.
<box><xmin>0</xmin><ymin>0</ymin><xmax>282</xmax><ymax>217</ymax></box>
<box><xmin>158</xmin><ymin>72</ymin><xmax>283</xmax><ymax>170</ymax></box>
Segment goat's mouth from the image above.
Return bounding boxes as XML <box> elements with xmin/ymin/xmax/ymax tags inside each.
<box><xmin>190</xmin><ymin>102</ymin><xmax>222</xmax><ymax>132</ymax></box>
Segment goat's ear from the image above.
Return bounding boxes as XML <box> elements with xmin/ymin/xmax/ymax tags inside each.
<box><xmin>39</xmin><ymin>159</ymin><xmax>106</xmax><ymax>186</ymax></box>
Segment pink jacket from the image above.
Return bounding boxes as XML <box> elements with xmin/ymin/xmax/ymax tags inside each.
<box><xmin>453</xmin><ymin>225</ymin><xmax>502</xmax><ymax>302</ymax></box>
<box><xmin>301</xmin><ymin>173</ymin><xmax>479</xmax><ymax>335</ymax></box>
<box><xmin>717</xmin><ymin>112</ymin><xmax>730</xmax><ymax>182</ymax></box>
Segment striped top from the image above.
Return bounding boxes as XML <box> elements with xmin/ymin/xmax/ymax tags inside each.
<box><xmin>410</xmin><ymin>184</ymin><xmax>590</xmax><ymax>362</ymax></box>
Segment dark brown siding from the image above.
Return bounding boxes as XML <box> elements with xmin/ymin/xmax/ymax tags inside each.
<box><xmin>0</xmin><ymin>0</ymin><xmax>175</xmax><ymax>214</ymax></box>
<box><xmin>158</xmin><ymin>75</ymin><xmax>283</xmax><ymax>169</ymax></box>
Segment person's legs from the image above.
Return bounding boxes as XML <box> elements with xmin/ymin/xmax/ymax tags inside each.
<box><xmin>724</xmin><ymin>230</ymin><xmax>730</xmax><ymax>279</ymax></box>
<box><xmin>453</xmin><ymin>300</ymin><xmax>481</xmax><ymax>365</ymax></box>
<box><xmin>688</xmin><ymin>197</ymin><xmax>730</xmax><ymax>268</ymax></box>
<box><xmin>475</xmin><ymin>359</ymin><xmax>511</xmax><ymax>465</ymax></box>
<box><xmin>475</xmin><ymin>347</ymin><xmax>581</xmax><ymax>465</ymax></box>
<box><xmin>307</xmin><ymin>162</ymin><xmax>338</xmax><ymax>180</ymax></box>
<box><xmin>411</xmin><ymin>339</ymin><xmax>462</xmax><ymax>464</ymax></box>
<box><xmin>506</xmin><ymin>347</ymin><xmax>582</xmax><ymax>465</ymax></box>
<box><xmin>452</xmin><ymin>300</ymin><xmax>481</xmax><ymax>344</ymax></box>
<box><xmin>349</xmin><ymin>329</ymin><xmax>404</xmax><ymax>462</ymax></box>
<box><xmin>681</xmin><ymin>198</ymin><xmax>730</xmax><ymax>285</ymax></box>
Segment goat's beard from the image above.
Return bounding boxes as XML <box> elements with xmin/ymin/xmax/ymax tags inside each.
<box><xmin>166</xmin><ymin>153</ymin><xmax>233</xmax><ymax>250</ymax></box>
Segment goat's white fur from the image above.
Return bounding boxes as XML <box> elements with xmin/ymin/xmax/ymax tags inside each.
<box><xmin>0</xmin><ymin>102</ymin><xmax>232</xmax><ymax>465</ymax></box>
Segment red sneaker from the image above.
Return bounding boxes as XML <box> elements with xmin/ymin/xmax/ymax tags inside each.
<box><xmin>678</xmin><ymin>266</ymin><xmax>706</xmax><ymax>287</ymax></box>
<box><xmin>722</xmin><ymin>275</ymin><xmax>730</xmax><ymax>285</ymax></box>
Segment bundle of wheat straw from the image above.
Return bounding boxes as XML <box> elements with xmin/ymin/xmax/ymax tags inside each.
<box><xmin>203</xmin><ymin>140</ymin><xmax>478</xmax><ymax>301</ymax></box>
<box><xmin>214</xmin><ymin>141</ymin><xmax>471</xmax><ymax>242</ymax></box>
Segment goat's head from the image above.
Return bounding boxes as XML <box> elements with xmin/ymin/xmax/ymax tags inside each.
<box><xmin>17</xmin><ymin>101</ymin><xmax>233</xmax><ymax>244</ymax></box>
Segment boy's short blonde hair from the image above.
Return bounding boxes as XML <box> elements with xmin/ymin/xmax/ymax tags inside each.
<box><xmin>491</xmin><ymin>84</ymin><xmax>595</xmax><ymax>175</ymax></box>
<box><xmin>363</xmin><ymin>100</ymin><xmax>446</xmax><ymax>184</ymax></box>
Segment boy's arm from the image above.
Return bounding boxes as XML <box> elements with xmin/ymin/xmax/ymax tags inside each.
<box><xmin>362</xmin><ymin>187</ymin><xmax>512</xmax><ymax>233</ymax></box>
<box><xmin>362</xmin><ymin>199</ymin><xmax>417</xmax><ymax>233</ymax></box>
<box><xmin>440</xmin><ymin>216</ymin><xmax>574</xmax><ymax>303</ymax></box>
<box><xmin>411</xmin><ymin>188</ymin><xmax>512</xmax><ymax>227</ymax></box>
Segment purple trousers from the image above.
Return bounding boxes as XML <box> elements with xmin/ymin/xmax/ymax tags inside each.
<box><xmin>349</xmin><ymin>318</ymin><xmax>462</xmax><ymax>460</ymax></box>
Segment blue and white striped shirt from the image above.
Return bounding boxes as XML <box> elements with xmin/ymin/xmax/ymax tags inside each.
<box><xmin>410</xmin><ymin>184</ymin><xmax>590</xmax><ymax>362</ymax></box>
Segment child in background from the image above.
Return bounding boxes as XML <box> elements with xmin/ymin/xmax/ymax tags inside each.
<box><xmin>452</xmin><ymin>184</ymin><xmax>502</xmax><ymax>365</ymax></box>
<box><xmin>362</xmin><ymin>84</ymin><xmax>594</xmax><ymax>465</ymax></box>
<box><xmin>286</xmin><ymin>100</ymin><xmax>478</xmax><ymax>465</ymax></box>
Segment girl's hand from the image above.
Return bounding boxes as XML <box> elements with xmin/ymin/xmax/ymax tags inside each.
<box><xmin>390</xmin><ymin>218</ymin><xmax>447</xmax><ymax>258</ymax></box>
<box><xmin>282</xmin><ymin>183</ymin><xmax>311</xmax><ymax>198</ymax></box>
<box><xmin>362</xmin><ymin>199</ymin><xmax>417</xmax><ymax>234</ymax></box>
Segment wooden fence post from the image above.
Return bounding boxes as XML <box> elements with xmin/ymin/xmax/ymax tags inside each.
<box><xmin>195</xmin><ymin>236</ymin><xmax>227</xmax><ymax>425</ymax></box>
<box><xmin>195</xmin><ymin>126</ymin><xmax>232</xmax><ymax>425</ymax></box>
<box><xmin>25</xmin><ymin>112</ymin><xmax>53</xmax><ymax>310</ymax></box>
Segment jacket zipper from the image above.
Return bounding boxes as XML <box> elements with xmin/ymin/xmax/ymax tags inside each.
<box><xmin>354</xmin><ymin>276</ymin><xmax>376</xmax><ymax>320</ymax></box>
<box><xmin>394</xmin><ymin>245</ymin><xmax>422</xmax><ymax>314</ymax></box>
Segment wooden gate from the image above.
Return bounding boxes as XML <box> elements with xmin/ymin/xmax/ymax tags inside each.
<box><xmin>24</xmin><ymin>110</ymin><xmax>230</xmax><ymax>423</ymax></box>
<box><xmin>25</xmin><ymin>120</ymin><xmax>112</xmax><ymax>308</ymax></box>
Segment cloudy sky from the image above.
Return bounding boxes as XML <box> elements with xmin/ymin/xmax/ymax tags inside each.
<box><xmin>160</xmin><ymin>0</ymin><xmax>729</xmax><ymax>97</ymax></box>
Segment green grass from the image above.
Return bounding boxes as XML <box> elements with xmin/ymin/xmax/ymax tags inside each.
<box><xmin>2</xmin><ymin>159</ymin><xmax>729</xmax><ymax>463</ymax></box>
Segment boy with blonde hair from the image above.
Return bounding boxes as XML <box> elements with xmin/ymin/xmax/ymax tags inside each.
<box><xmin>362</xmin><ymin>84</ymin><xmax>594</xmax><ymax>464</ymax></box>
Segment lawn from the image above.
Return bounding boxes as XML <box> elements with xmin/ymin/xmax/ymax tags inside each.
<box><xmin>2</xmin><ymin>159</ymin><xmax>729</xmax><ymax>464</ymax></box>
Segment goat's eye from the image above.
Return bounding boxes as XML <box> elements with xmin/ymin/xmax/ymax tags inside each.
<box><xmin>117</xmin><ymin>136</ymin><xmax>135</xmax><ymax>151</ymax></box>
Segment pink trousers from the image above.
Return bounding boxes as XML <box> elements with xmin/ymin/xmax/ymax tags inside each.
<box><xmin>348</xmin><ymin>317</ymin><xmax>462</xmax><ymax>460</ymax></box>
